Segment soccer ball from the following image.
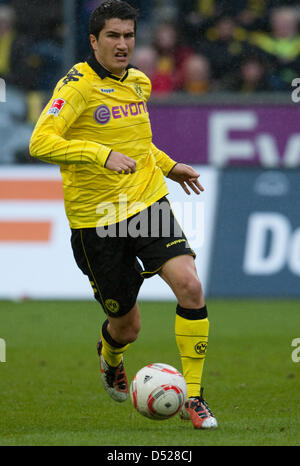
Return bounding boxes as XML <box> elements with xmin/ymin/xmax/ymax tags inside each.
<box><xmin>130</xmin><ymin>363</ymin><xmax>187</xmax><ymax>420</ymax></box>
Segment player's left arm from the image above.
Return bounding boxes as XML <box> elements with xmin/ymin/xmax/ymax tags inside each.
<box><xmin>167</xmin><ymin>163</ymin><xmax>204</xmax><ymax>195</ymax></box>
<box><xmin>142</xmin><ymin>74</ymin><xmax>178</xmax><ymax>177</ymax></box>
<box><xmin>150</xmin><ymin>143</ymin><xmax>177</xmax><ymax>177</ymax></box>
<box><xmin>151</xmin><ymin>143</ymin><xmax>204</xmax><ymax>195</ymax></box>
<box><xmin>145</xmin><ymin>75</ymin><xmax>203</xmax><ymax>195</ymax></box>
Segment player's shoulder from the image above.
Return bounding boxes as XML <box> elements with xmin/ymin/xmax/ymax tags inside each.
<box><xmin>54</xmin><ymin>62</ymin><xmax>94</xmax><ymax>97</ymax></box>
<box><xmin>128</xmin><ymin>66</ymin><xmax>151</xmax><ymax>85</ymax></box>
<box><xmin>128</xmin><ymin>67</ymin><xmax>152</xmax><ymax>99</ymax></box>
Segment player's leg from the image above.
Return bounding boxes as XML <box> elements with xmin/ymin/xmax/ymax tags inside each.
<box><xmin>133</xmin><ymin>197</ymin><xmax>217</xmax><ymax>427</ymax></box>
<box><xmin>135</xmin><ymin>197</ymin><xmax>209</xmax><ymax>400</ymax></box>
<box><xmin>70</xmin><ymin>227</ymin><xmax>143</xmax><ymax>402</ymax></box>
<box><xmin>159</xmin><ymin>254</ymin><xmax>217</xmax><ymax>428</ymax></box>
<box><xmin>98</xmin><ymin>302</ymin><xmax>141</xmax><ymax>402</ymax></box>
<box><xmin>100</xmin><ymin>301</ymin><xmax>141</xmax><ymax>367</ymax></box>
<box><xmin>159</xmin><ymin>255</ymin><xmax>208</xmax><ymax>398</ymax></box>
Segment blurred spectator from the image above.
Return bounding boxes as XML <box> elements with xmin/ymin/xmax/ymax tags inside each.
<box><xmin>177</xmin><ymin>0</ymin><xmax>268</xmax><ymax>46</ymax></box>
<box><xmin>150</xmin><ymin>22</ymin><xmax>193</xmax><ymax>95</ymax></box>
<box><xmin>76</xmin><ymin>0</ymin><xmax>109</xmax><ymax>61</ymax></box>
<box><xmin>197</xmin><ymin>15</ymin><xmax>250</xmax><ymax>83</ymax></box>
<box><xmin>10</xmin><ymin>0</ymin><xmax>63</xmax><ymax>91</ymax></box>
<box><xmin>26</xmin><ymin>40</ymin><xmax>63</xmax><ymax>91</ymax></box>
<box><xmin>133</xmin><ymin>46</ymin><xmax>158</xmax><ymax>79</ymax></box>
<box><xmin>225</xmin><ymin>56</ymin><xmax>272</xmax><ymax>92</ymax></box>
<box><xmin>126</xmin><ymin>0</ymin><xmax>154</xmax><ymax>25</ymax></box>
<box><xmin>233</xmin><ymin>0</ymin><xmax>300</xmax><ymax>32</ymax></box>
<box><xmin>266</xmin><ymin>0</ymin><xmax>300</xmax><ymax>18</ymax></box>
<box><xmin>181</xmin><ymin>54</ymin><xmax>212</xmax><ymax>94</ymax></box>
<box><xmin>12</xmin><ymin>0</ymin><xmax>62</xmax><ymax>42</ymax></box>
<box><xmin>235</xmin><ymin>2</ymin><xmax>271</xmax><ymax>32</ymax></box>
<box><xmin>0</xmin><ymin>4</ymin><xmax>35</xmax><ymax>90</ymax></box>
<box><xmin>153</xmin><ymin>0</ymin><xmax>178</xmax><ymax>23</ymax></box>
<box><xmin>239</xmin><ymin>57</ymin><xmax>271</xmax><ymax>92</ymax></box>
<box><xmin>177</xmin><ymin>0</ymin><xmax>216</xmax><ymax>46</ymax></box>
<box><xmin>0</xmin><ymin>5</ymin><xmax>15</xmax><ymax>83</ymax></box>
<box><xmin>250</xmin><ymin>7</ymin><xmax>300</xmax><ymax>90</ymax></box>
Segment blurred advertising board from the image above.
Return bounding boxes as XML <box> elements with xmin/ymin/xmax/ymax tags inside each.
<box><xmin>0</xmin><ymin>165</ymin><xmax>218</xmax><ymax>300</ymax></box>
<box><xmin>150</xmin><ymin>106</ymin><xmax>300</xmax><ymax>168</ymax></box>
<box><xmin>208</xmin><ymin>168</ymin><xmax>300</xmax><ymax>297</ymax></box>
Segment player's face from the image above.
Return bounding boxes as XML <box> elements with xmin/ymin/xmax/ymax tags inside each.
<box><xmin>90</xmin><ymin>18</ymin><xmax>135</xmax><ymax>76</ymax></box>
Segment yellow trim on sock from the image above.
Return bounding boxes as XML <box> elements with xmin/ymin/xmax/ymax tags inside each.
<box><xmin>101</xmin><ymin>333</ymin><xmax>129</xmax><ymax>367</ymax></box>
<box><xmin>175</xmin><ymin>314</ymin><xmax>209</xmax><ymax>398</ymax></box>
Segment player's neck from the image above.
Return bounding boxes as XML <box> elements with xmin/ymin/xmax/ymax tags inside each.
<box><xmin>95</xmin><ymin>54</ymin><xmax>126</xmax><ymax>78</ymax></box>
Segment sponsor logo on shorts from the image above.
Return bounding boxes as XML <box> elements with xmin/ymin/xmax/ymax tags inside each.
<box><xmin>194</xmin><ymin>341</ymin><xmax>207</xmax><ymax>355</ymax></box>
<box><xmin>105</xmin><ymin>299</ymin><xmax>120</xmax><ymax>314</ymax></box>
<box><xmin>47</xmin><ymin>98</ymin><xmax>66</xmax><ymax>116</ymax></box>
<box><xmin>166</xmin><ymin>239</ymin><xmax>186</xmax><ymax>248</ymax></box>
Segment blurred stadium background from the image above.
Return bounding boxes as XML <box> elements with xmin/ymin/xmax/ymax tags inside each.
<box><xmin>0</xmin><ymin>0</ymin><xmax>299</xmax><ymax>299</ymax></box>
<box><xmin>1</xmin><ymin>0</ymin><xmax>300</xmax><ymax>448</ymax></box>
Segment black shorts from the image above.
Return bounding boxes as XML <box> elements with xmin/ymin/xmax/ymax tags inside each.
<box><xmin>71</xmin><ymin>197</ymin><xmax>195</xmax><ymax>317</ymax></box>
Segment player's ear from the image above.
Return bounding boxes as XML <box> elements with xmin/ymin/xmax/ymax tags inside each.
<box><xmin>89</xmin><ymin>34</ymin><xmax>98</xmax><ymax>53</ymax></box>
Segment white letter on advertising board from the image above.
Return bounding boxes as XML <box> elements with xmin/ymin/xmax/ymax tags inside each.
<box><xmin>256</xmin><ymin>133</ymin><xmax>300</xmax><ymax>168</ymax></box>
<box><xmin>209</xmin><ymin>111</ymin><xmax>257</xmax><ymax>167</ymax></box>
<box><xmin>243</xmin><ymin>213</ymin><xmax>290</xmax><ymax>275</ymax></box>
<box><xmin>288</xmin><ymin>228</ymin><xmax>300</xmax><ymax>275</ymax></box>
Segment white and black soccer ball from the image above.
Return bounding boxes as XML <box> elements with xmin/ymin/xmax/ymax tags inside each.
<box><xmin>130</xmin><ymin>363</ymin><xmax>187</xmax><ymax>420</ymax></box>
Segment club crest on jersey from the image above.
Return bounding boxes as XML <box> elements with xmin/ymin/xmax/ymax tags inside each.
<box><xmin>47</xmin><ymin>98</ymin><xmax>65</xmax><ymax>116</ymax></box>
<box><xmin>134</xmin><ymin>83</ymin><xmax>144</xmax><ymax>99</ymax></box>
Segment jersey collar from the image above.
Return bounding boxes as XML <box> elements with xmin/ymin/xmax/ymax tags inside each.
<box><xmin>87</xmin><ymin>53</ymin><xmax>133</xmax><ymax>82</ymax></box>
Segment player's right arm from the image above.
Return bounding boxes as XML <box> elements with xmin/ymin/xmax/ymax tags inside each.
<box><xmin>30</xmin><ymin>73</ymin><xmax>113</xmax><ymax>167</ymax></box>
<box><xmin>30</xmin><ymin>69</ymin><xmax>135</xmax><ymax>173</ymax></box>
<box><xmin>105</xmin><ymin>151</ymin><xmax>136</xmax><ymax>174</ymax></box>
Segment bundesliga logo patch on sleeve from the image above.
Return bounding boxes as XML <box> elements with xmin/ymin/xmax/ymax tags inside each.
<box><xmin>47</xmin><ymin>98</ymin><xmax>66</xmax><ymax>116</ymax></box>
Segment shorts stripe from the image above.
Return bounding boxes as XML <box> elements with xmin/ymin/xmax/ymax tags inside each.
<box><xmin>80</xmin><ymin>229</ymin><xmax>106</xmax><ymax>311</ymax></box>
<box><xmin>141</xmin><ymin>252</ymin><xmax>195</xmax><ymax>278</ymax></box>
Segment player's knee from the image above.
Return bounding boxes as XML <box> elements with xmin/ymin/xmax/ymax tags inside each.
<box><xmin>126</xmin><ymin>320</ymin><xmax>141</xmax><ymax>343</ymax></box>
<box><xmin>177</xmin><ymin>275</ymin><xmax>203</xmax><ymax>307</ymax></box>
<box><xmin>115</xmin><ymin>319</ymin><xmax>141</xmax><ymax>344</ymax></box>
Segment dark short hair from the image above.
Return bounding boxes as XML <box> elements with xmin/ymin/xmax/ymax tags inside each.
<box><xmin>89</xmin><ymin>0</ymin><xmax>138</xmax><ymax>39</ymax></box>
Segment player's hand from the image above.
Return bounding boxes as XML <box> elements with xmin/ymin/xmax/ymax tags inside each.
<box><xmin>105</xmin><ymin>151</ymin><xmax>136</xmax><ymax>174</ymax></box>
<box><xmin>167</xmin><ymin>163</ymin><xmax>204</xmax><ymax>195</ymax></box>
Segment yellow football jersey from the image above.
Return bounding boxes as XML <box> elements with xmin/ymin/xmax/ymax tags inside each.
<box><xmin>30</xmin><ymin>55</ymin><xmax>177</xmax><ymax>228</ymax></box>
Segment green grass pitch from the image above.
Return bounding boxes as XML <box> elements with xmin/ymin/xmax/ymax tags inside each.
<box><xmin>0</xmin><ymin>299</ymin><xmax>299</xmax><ymax>446</ymax></box>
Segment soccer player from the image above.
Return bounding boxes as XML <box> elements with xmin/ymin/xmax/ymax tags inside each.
<box><xmin>29</xmin><ymin>0</ymin><xmax>217</xmax><ymax>429</ymax></box>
